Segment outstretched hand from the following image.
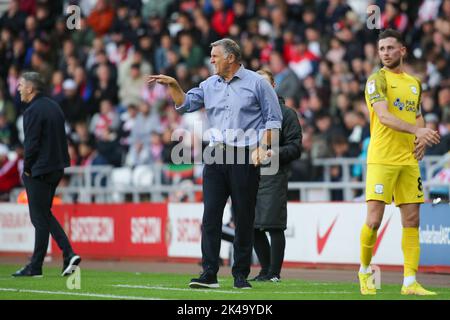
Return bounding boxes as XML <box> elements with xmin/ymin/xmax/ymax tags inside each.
<box><xmin>147</xmin><ymin>74</ymin><xmax>178</xmax><ymax>86</ymax></box>
<box><xmin>146</xmin><ymin>74</ymin><xmax>185</xmax><ymax>106</ymax></box>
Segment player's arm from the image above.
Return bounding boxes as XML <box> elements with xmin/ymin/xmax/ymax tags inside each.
<box><xmin>372</xmin><ymin>101</ymin><xmax>440</xmax><ymax>146</ymax></box>
<box><xmin>414</xmin><ymin>114</ymin><xmax>426</xmax><ymax>160</ymax></box>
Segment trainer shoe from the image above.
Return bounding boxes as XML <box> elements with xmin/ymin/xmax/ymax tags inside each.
<box><xmin>62</xmin><ymin>254</ymin><xmax>81</xmax><ymax>276</ymax></box>
<box><xmin>189</xmin><ymin>272</ymin><xmax>219</xmax><ymax>289</ymax></box>
<box><xmin>234</xmin><ymin>275</ymin><xmax>252</xmax><ymax>289</ymax></box>
<box><xmin>12</xmin><ymin>264</ymin><xmax>43</xmax><ymax>278</ymax></box>
<box><xmin>268</xmin><ymin>275</ymin><xmax>281</xmax><ymax>282</ymax></box>
<box><xmin>249</xmin><ymin>272</ymin><xmax>268</xmax><ymax>282</ymax></box>
<box><xmin>358</xmin><ymin>272</ymin><xmax>376</xmax><ymax>295</ymax></box>
<box><xmin>401</xmin><ymin>281</ymin><xmax>437</xmax><ymax>296</ymax></box>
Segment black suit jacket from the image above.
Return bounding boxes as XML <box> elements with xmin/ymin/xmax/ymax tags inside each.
<box><xmin>23</xmin><ymin>94</ymin><xmax>70</xmax><ymax>177</ymax></box>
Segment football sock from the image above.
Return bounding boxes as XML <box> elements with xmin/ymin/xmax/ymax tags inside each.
<box><xmin>360</xmin><ymin>224</ymin><xmax>377</xmax><ymax>273</ymax></box>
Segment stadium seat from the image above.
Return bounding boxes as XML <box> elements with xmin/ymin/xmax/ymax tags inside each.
<box><xmin>132</xmin><ymin>165</ymin><xmax>154</xmax><ymax>188</ymax></box>
<box><xmin>111</xmin><ymin>167</ymin><xmax>133</xmax><ymax>202</ymax></box>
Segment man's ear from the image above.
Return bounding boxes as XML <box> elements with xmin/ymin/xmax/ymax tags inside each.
<box><xmin>228</xmin><ymin>53</ymin><xmax>235</xmax><ymax>64</ymax></box>
<box><xmin>401</xmin><ymin>46</ymin><xmax>407</xmax><ymax>59</ymax></box>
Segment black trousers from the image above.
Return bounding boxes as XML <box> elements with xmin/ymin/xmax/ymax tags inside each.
<box><xmin>23</xmin><ymin>170</ymin><xmax>73</xmax><ymax>269</ymax></box>
<box><xmin>253</xmin><ymin>229</ymin><xmax>286</xmax><ymax>277</ymax></box>
<box><xmin>201</xmin><ymin>146</ymin><xmax>260</xmax><ymax>278</ymax></box>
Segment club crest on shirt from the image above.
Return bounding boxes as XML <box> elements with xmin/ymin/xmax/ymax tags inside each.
<box><xmin>367</xmin><ymin>80</ymin><xmax>376</xmax><ymax>94</ymax></box>
<box><xmin>410</xmin><ymin>86</ymin><xmax>418</xmax><ymax>95</ymax></box>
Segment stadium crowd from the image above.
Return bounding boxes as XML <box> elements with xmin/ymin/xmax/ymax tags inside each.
<box><xmin>0</xmin><ymin>0</ymin><xmax>449</xmax><ymax>201</ymax></box>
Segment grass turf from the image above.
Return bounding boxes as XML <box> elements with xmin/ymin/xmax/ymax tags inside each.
<box><xmin>0</xmin><ymin>265</ymin><xmax>449</xmax><ymax>300</ymax></box>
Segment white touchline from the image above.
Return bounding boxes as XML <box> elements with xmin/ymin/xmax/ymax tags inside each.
<box><xmin>113</xmin><ymin>284</ymin><xmax>243</xmax><ymax>294</ymax></box>
<box><xmin>272</xmin><ymin>291</ymin><xmax>353</xmax><ymax>294</ymax></box>
<box><xmin>0</xmin><ymin>287</ymin><xmax>162</xmax><ymax>300</ymax></box>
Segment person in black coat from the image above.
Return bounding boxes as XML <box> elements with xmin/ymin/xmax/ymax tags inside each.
<box><xmin>12</xmin><ymin>72</ymin><xmax>81</xmax><ymax>277</ymax></box>
<box><xmin>251</xmin><ymin>69</ymin><xmax>302</xmax><ymax>282</ymax></box>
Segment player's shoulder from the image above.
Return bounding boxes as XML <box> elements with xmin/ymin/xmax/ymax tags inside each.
<box><xmin>365</xmin><ymin>69</ymin><xmax>387</xmax><ymax>96</ymax></box>
<box><xmin>404</xmin><ymin>72</ymin><xmax>422</xmax><ymax>86</ymax></box>
<box><xmin>367</xmin><ymin>68</ymin><xmax>387</xmax><ymax>83</ymax></box>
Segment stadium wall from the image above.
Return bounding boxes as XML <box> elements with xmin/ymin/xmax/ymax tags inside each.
<box><xmin>0</xmin><ymin>202</ymin><xmax>449</xmax><ymax>270</ymax></box>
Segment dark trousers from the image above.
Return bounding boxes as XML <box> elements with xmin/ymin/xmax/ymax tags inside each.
<box><xmin>253</xmin><ymin>229</ymin><xmax>286</xmax><ymax>277</ymax></box>
<box><xmin>201</xmin><ymin>146</ymin><xmax>260</xmax><ymax>278</ymax></box>
<box><xmin>23</xmin><ymin>170</ymin><xmax>73</xmax><ymax>269</ymax></box>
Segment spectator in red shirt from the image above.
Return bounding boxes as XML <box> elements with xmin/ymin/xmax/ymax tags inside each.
<box><xmin>0</xmin><ymin>144</ymin><xmax>22</xmax><ymax>197</ymax></box>
<box><xmin>87</xmin><ymin>0</ymin><xmax>115</xmax><ymax>36</ymax></box>
<box><xmin>381</xmin><ymin>1</ymin><xmax>409</xmax><ymax>33</ymax></box>
<box><xmin>210</xmin><ymin>0</ymin><xmax>234</xmax><ymax>37</ymax></box>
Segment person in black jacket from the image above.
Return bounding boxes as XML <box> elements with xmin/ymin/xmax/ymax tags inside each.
<box><xmin>250</xmin><ymin>69</ymin><xmax>302</xmax><ymax>282</ymax></box>
<box><xmin>12</xmin><ymin>72</ymin><xmax>81</xmax><ymax>277</ymax></box>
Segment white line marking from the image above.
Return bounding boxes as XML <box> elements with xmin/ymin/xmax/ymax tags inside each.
<box><xmin>113</xmin><ymin>284</ymin><xmax>243</xmax><ymax>294</ymax></box>
<box><xmin>112</xmin><ymin>285</ymin><xmax>354</xmax><ymax>295</ymax></box>
<box><xmin>272</xmin><ymin>291</ymin><xmax>353</xmax><ymax>294</ymax></box>
<box><xmin>0</xmin><ymin>287</ymin><xmax>161</xmax><ymax>300</ymax></box>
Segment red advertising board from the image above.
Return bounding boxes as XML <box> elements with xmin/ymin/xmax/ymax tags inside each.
<box><xmin>52</xmin><ymin>204</ymin><xmax>168</xmax><ymax>259</ymax></box>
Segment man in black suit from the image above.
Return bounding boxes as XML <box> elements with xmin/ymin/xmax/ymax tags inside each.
<box><xmin>12</xmin><ymin>72</ymin><xmax>81</xmax><ymax>277</ymax></box>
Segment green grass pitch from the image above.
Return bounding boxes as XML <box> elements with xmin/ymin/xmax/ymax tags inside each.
<box><xmin>0</xmin><ymin>265</ymin><xmax>449</xmax><ymax>300</ymax></box>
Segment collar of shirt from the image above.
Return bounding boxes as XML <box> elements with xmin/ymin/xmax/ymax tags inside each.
<box><xmin>217</xmin><ymin>64</ymin><xmax>246</xmax><ymax>83</ymax></box>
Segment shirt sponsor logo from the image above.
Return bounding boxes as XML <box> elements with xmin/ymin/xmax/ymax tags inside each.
<box><xmin>394</xmin><ymin>99</ymin><xmax>417</xmax><ymax>113</ymax></box>
<box><xmin>71</xmin><ymin>217</ymin><xmax>114</xmax><ymax>243</ymax></box>
<box><xmin>394</xmin><ymin>98</ymin><xmax>405</xmax><ymax>111</ymax></box>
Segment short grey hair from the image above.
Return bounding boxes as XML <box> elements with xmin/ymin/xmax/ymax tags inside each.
<box><xmin>211</xmin><ymin>38</ymin><xmax>242</xmax><ymax>62</ymax></box>
<box><xmin>21</xmin><ymin>72</ymin><xmax>46</xmax><ymax>93</ymax></box>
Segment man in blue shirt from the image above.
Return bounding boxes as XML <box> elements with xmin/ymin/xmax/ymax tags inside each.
<box><xmin>148</xmin><ymin>38</ymin><xmax>282</xmax><ymax>289</ymax></box>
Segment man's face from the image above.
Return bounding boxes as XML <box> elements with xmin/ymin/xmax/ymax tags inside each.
<box><xmin>378</xmin><ymin>37</ymin><xmax>405</xmax><ymax>69</ymax></box>
<box><xmin>18</xmin><ymin>78</ymin><xmax>32</xmax><ymax>102</ymax></box>
<box><xmin>210</xmin><ymin>46</ymin><xmax>230</xmax><ymax>78</ymax></box>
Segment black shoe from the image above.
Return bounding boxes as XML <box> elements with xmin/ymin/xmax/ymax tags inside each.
<box><xmin>62</xmin><ymin>254</ymin><xmax>81</xmax><ymax>276</ymax></box>
<box><xmin>234</xmin><ymin>275</ymin><xmax>252</xmax><ymax>289</ymax></box>
<box><xmin>249</xmin><ymin>272</ymin><xmax>269</xmax><ymax>282</ymax></box>
<box><xmin>189</xmin><ymin>272</ymin><xmax>219</xmax><ymax>289</ymax></box>
<box><xmin>12</xmin><ymin>264</ymin><xmax>42</xmax><ymax>277</ymax></box>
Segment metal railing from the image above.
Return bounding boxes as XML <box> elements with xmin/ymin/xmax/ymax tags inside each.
<box><xmin>7</xmin><ymin>154</ymin><xmax>450</xmax><ymax>203</ymax></box>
